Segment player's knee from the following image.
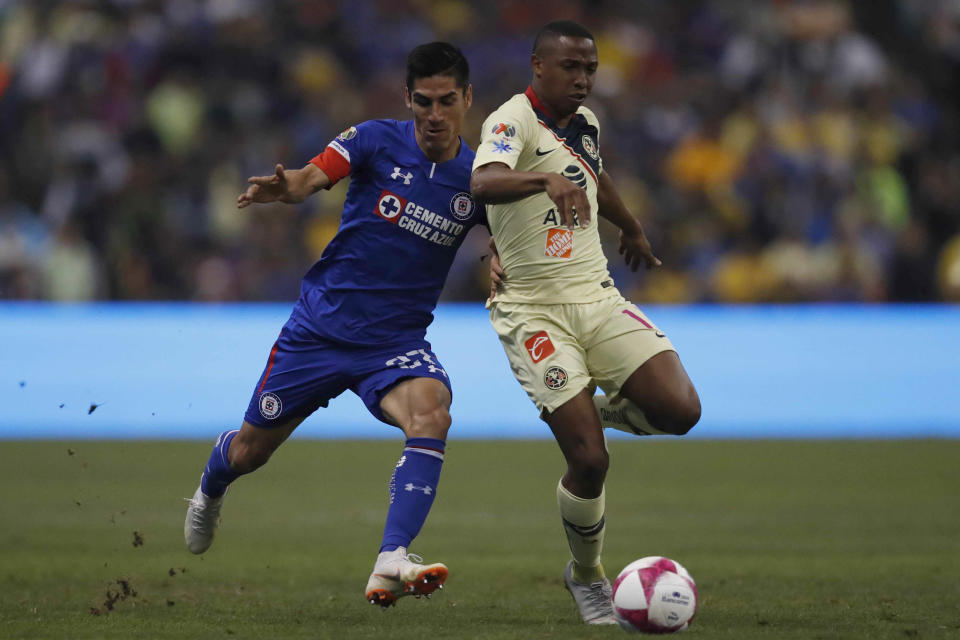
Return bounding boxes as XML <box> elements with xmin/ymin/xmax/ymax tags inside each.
<box><xmin>569</xmin><ymin>446</ymin><xmax>609</xmax><ymax>491</ymax></box>
<box><xmin>656</xmin><ymin>388</ymin><xmax>701</xmax><ymax>436</ymax></box>
<box><xmin>404</xmin><ymin>404</ymin><xmax>452</xmax><ymax>440</ymax></box>
<box><xmin>676</xmin><ymin>387</ymin><xmax>702</xmax><ymax>434</ymax></box>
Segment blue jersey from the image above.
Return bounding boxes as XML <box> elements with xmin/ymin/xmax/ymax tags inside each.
<box><xmin>296</xmin><ymin>119</ymin><xmax>485</xmax><ymax>346</ymax></box>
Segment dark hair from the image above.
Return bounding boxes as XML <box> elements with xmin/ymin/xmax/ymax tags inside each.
<box><xmin>406</xmin><ymin>42</ymin><xmax>470</xmax><ymax>92</ymax></box>
<box><xmin>532</xmin><ymin>20</ymin><xmax>595</xmax><ymax>55</ymax></box>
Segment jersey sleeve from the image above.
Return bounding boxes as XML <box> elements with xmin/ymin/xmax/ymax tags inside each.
<box><xmin>309</xmin><ymin>121</ymin><xmax>376</xmax><ymax>187</ymax></box>
<box><xmin>472</xmin><ymin>99</ymin><xmax>531</xmax><ymax>171</ymax></box>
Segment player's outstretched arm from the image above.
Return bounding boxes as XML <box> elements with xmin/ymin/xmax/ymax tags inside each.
<box><xmin>597</xmin><ymin>171</ymin><xmax>661</xmax><ymax>271</ymax></box>
<box><xmin>237</xmin><ymin>163</ymin><xmax>331</xmax><ymax>209</ymax></box>
<box><xmin>471</xmin><ymin>162</ymin><xmax>590</xmax><ymax>230</ymax></box>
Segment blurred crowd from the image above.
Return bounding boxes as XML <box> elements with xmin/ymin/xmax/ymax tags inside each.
<box><xmin>1</xmin><ymin>0</ymin><xmax>959</xmax><ymax>303</ymax></box>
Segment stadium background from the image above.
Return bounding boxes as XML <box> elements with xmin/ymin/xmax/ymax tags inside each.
<box><xmin>1</xmin><ymin>0</ymin><xmax>959</xmax><ymax>439</ymax></box>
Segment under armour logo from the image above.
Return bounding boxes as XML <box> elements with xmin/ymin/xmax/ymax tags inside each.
<box><xmin>404</xmin><ymin>483</ymin><xmax>433</xmax><ymax>495</ymax></box>
<box><xmin>391</xmin><ymin>167</ymin><xmax>413</xmax><ymax>185</ymax></box>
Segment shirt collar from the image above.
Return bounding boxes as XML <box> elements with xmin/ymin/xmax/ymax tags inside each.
<box><xmin>524</xmin><ymin>85</ymin><xmax>560</xmax><ymax>123</ymax></box>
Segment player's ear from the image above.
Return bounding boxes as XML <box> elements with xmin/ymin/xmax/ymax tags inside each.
<box><xmin>404</xmin><ymin>84</ymin><xmax>412</xmax><ymax>109</ymax></box>
<box><xmin>531</xmin><ymin>53</ymin><xmax>543</xmax><ymax>77</ymax></box>
<box><xmin>463</xmin><ymin>84</ymin><xmax>473</xmax><ymax>110</ymax></box>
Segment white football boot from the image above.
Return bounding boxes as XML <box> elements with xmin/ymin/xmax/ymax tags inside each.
<box><xmin>184</xmin><ymin>486</ymin><xmax>224</xmax><ymax>554</ymax></box>
<box><xmin>563</xmin><ymin>560</ymin><xmax>617</xmax><ymax>625</ymax></box>
<box><xmin>365</xmin><ymin>547</ymin><xmax>449</xmax><ymax>608</ymax></box>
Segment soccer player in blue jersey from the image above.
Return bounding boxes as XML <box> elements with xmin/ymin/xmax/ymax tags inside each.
<box><xmin>184</xmin><ymin>42</ymin><xmax>489</xmax><ymax>608</ymax></box>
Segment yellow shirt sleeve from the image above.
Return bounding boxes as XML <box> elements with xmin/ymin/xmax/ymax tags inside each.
<box><xmin>473</xmin><ymin>95</ymin><xmax>532</xmax><ymax>171</ymax></box>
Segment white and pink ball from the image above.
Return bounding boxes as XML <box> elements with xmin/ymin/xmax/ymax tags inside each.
<box><xmin>611</xmin><ymin>556</ymin><xmax>698</xmax><ymax>634</ymax></box>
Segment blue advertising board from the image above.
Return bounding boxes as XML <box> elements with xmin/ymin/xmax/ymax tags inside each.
<box><xmin>1</xmin><ymin>303</ymin><xmax>957</xmax><ymax>439</ymax></box>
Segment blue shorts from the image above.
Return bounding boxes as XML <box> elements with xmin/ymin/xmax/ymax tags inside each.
<box><xmin>243</xmin><ymin>317</ymin><xmax>452</xmax><ymax>428</ymax></box>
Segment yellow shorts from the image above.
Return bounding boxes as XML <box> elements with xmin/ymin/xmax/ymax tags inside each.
<box><xmin>489</xmin><ymin>294</ymin><xmax>676</xmax><ymax>414</ymax></box>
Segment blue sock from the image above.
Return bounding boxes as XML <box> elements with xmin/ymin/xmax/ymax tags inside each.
<box><xmin>200</xmin><ymin>429</ymin><xmax>240</xmax><ymax>498</ymax></box>
<box><xmin>380</xmin><ymin>437</ymin><xmax>446</xmax><ymax>552</ymax></box>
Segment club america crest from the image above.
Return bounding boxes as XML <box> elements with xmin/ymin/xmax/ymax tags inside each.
<box><xmin>544</xmin><ymin>366</ymin><xmax>568</xmax><ymax>390</ymax></box>
<box><xmin>581</xmin><ymin>134</ymin><xmax>598</xmax><ymax>160</ymax></box>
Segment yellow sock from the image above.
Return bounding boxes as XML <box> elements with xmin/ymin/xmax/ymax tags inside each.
<box><xmin>557</xmin><ymin>480</ymin><xmax>606</xmax><ymax>583</ymax></box>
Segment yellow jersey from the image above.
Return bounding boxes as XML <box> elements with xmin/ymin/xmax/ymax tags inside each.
<box><xmin>474</xmin><ymin>87</ymin><xmax>616</xmax><ymax>305</ymax></box>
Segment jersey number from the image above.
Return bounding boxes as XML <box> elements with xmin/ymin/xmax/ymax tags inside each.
<box><xmin>385</xmin><ymin>349</ymin><xmax>448</xmax><ymax>378</ymax></box>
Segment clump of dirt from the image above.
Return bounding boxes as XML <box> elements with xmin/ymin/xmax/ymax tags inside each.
<box><xmin>89</xmin><ymin>578</ymin><xmax>138</xmax><ymax>615</ymax></box>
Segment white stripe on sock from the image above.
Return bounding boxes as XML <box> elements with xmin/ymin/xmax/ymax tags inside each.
<box><xmin>403</xmin><ymin>446</ymin><xmax>444</xmax><ymax>461</ymax></box>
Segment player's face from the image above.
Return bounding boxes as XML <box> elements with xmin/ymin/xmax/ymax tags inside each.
<box><xmin>405</xmin><ymin>75</ymin><xmax>473</xmax><ymax>162</ymax></box>
<box><xmin>531</xmin><ymin>36</ymin><xmax>598</xmax><ymax>118</ymax></box>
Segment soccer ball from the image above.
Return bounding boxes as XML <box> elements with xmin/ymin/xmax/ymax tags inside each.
<box><xmin>611</xmin><ymin>556</ymin><xmax>698</xmax><ymax>633</ymax></box>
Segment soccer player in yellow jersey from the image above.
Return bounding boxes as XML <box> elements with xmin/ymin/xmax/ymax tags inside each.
<box><xmin>470</xmin><ymin>21</ymin><xmax>701</xmax><ymax>625</ymax></box>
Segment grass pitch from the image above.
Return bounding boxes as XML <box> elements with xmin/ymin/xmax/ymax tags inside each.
<box><xmin>0</xmin><ymin>439</ymin><xmax>958</xmax><ymax>639</ymax></box>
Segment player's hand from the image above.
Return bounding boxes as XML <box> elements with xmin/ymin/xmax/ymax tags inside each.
<box><xmin>544</xmin><ymin>174</ymin><xmax>591</xmax><ymax>230</ymax></box>
<box><xmin>619</xmin><ymin>228</ymin><xmax>662</xmax><ymax>271</ymax></box>
<box><xmin>487</xmin><ymin>236</ymin><xmax>505</xmax><ymax>299</ymax></box>
<box><xmin>238</xmin><ymin>164</ymin><xmax>289</xmax><ymax>208</ymax></box>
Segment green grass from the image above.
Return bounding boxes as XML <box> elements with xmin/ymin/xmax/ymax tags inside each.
<box><xmin>1</xmin><ymin>439</ymin><xmax>958</xmax><ymax>639</ymax></box>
